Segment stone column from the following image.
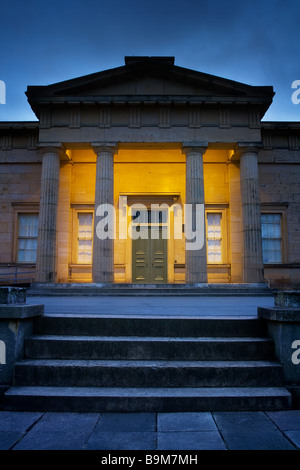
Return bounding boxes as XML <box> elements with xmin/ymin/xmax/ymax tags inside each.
<box><xmin>36</xmin><ymin>145</ymin><xmax>64</xmax><ymax>283</ymax></box>
<box><xmin>183</xmin><ymin>142</ymin><xmax>208</xmax><ymax>284</ymax></box>
<box><xmin>92</xmin><ymin>143</ymin><xmax>117</xmax><ymax>283</ymax></box>
<box><xmin>236</xmin><ymin>145</ymin><xmax>264</xmax><ymax>283</ymax></box>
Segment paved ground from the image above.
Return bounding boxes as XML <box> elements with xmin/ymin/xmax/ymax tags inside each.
<box><xmin>26</xmin><ymin>295</ymin><xmax>275</xmax><ymax>316</ymax></box>
<box><xmin>0</xmin><ymin>410</ymin><xmax>300</xmax><ymax>450</ymax></box>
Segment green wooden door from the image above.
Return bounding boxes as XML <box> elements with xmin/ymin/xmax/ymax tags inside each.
<box><xmin>132</xmin><ymin>227</ymin><xmax>167</xmax><ymax>283</ymax></box>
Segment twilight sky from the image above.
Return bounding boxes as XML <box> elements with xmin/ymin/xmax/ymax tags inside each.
<box><xmin>0</xmin><ymin>0</ymin><xmax>300</xmax><ymax>122</ymax></box>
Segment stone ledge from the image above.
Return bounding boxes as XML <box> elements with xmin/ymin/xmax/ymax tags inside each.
<box><xmin>258</xmin><ymin>307</ymin><xmax>300</xmax><ymax>322</ymax></box>
<box><xmin>0</xmin><ymin>304</ymin><xmax>44</xmax><ymax>319</ymax></box>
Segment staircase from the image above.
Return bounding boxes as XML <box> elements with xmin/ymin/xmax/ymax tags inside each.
<box><xmin>4</xmin><ymin>314</ymin><xmax>291</xmax><ymax>412</ymax></box>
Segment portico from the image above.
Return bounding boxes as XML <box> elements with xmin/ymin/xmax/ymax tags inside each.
<box><xmin>34</xmin><ymin>140</ymin><xmax>265</xmax><ymax>286</ymax></box>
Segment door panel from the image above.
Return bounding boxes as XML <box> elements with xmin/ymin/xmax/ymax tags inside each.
<box><xmin>149</xmin><ymin>227</ymin><xmax>167</xmax><ymax>283</ymax></box>
<box><xmin>132</xmin><ymin>227</ymin><xmax>167</xmax><ymax>283</ymax></box>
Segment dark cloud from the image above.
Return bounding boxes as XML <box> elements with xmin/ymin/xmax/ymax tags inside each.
<box><xmin>0</xmin><ymin>0</ymin><xmax>300</xmax><ymax>120</ymax></box>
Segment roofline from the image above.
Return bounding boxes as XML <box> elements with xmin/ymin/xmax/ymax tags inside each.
<box><xmin>26</xmin><ymin>56</ymin><xmax>275</xmax><ymax>99</ymax></box>
<box><xmin>262</xmin><ymin>121</ymin><xmax>300</xmax><ymax>129</ymax></box>
<box><xmin>0</xmin><ymin>121</ymin><xmax>39</xmax><ymax>129</ymax></box>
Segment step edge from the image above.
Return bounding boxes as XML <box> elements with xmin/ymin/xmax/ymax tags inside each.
<box><xmin>14</xmin><ymin>359</ymin><xmax>283</xmax><ymax>367</ymax></box>
<box><xmin>25</xmin><ymin>335</ymin><xmax>273</xmax><ymax>342</ymax></box>
<box><xmin>4</xmin><ymin>385</ymin><xmax>292</xmax><ymax>398</ymax></box>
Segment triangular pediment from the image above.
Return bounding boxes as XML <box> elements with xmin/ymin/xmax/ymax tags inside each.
<box><xmin>70</xmin><ymin>76</ymin><xmax>214</xmax><ymax>97</ymax></box>
<box><xmin>26</xmin><ymin>56</ymin><xmax>274</xmax><ymax>115</ymax></box>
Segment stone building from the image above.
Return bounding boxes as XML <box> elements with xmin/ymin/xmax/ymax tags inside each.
<box><xmin>0</xmin><ymin>56</ymin><xmax>299</xmax><ymax>288</ymax></box>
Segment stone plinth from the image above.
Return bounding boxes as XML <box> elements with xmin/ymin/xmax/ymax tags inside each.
<box><xmin>0</xmin><ymin>287</ymin><xmax>26</xmax><ymax>305</ymax></box>
<box><xmin>275</xmin><ymin>291</ymin><xmax>300</xmax><ymax>308</ymax></box>
<box><xmin>258</xmin><ymin>291</ymin><xmax>300</xmax><ymax>407</ymax></box>
<box><xmin>0</xmin><ymin>287</ymin><xmax>44</xmax><ymax>387</ymax></box>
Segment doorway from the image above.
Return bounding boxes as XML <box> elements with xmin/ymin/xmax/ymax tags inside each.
<box><xmin>131</xmin><ymin>208</ymin><xmax>168</xmax><ymax>284</ymax></box>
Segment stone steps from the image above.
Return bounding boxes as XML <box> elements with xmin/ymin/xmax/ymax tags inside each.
<box><xmin>24</xmin><ymin>335</ymin><xmax>275</xmax><ymax>361</ymax></box>
<box><xmin>3</xmin><ymin>314</ymin><xmax>292</xmax><ymax>412</ymax></box>
<box><xmin>14</xmin><ymin>359</ymin><xmax>283</xmax><ymax>388</ymax></box>
<box><xmin>4</xmin><ymin>386</ymin><xmax>291</xmax><ymax>412</ymax></box>
<box><xmin>33</xmin><ymin>315</ymin><xmax>267</xmax><ymax>337</ymax></box>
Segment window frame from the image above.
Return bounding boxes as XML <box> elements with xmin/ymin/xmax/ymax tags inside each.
<box><xmin>205</xmin><ymin>207</ymin><xmax>228</xmax><ymax>265</ymax></box>
<box><xmin>71</xmin><ymin>207</ymin><xmax>94</xmax><ymax>265</ymax></box>
<box><xmin>13</xmin><ymin>208</ymin><xmax>39</xmax><ymax>264</ymax></box>
<box><xmin>260</xmin><ymin>206</ymin><xmax>287</xmax><ymax>265</ymax></box>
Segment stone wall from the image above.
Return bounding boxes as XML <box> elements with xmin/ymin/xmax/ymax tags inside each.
<box><xmin>258</xmin><ymin>146</ymin><xmax>300</xmax><ymax>287</ymax></box>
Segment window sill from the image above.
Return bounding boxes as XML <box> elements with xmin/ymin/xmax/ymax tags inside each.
<box><xmin>174</xmin><ymin>264</ymin><xmax>231</xmax><ymax>268</ymax></box>
<box><xmin>264</xmin><ymin>263</ymin><xmax>300</xmax><ymax>268</ymax></box>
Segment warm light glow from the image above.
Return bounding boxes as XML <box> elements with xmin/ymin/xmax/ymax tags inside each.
<box><xmin>60</xmin><ymin>146</ymin><xmax>234</xmax><ymax>284</ymax></box>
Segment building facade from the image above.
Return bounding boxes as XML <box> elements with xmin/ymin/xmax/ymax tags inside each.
<box><xmin>0</xmin><ymin>56</ymin><xmax>300</xmax><ymax>287</ymax></box>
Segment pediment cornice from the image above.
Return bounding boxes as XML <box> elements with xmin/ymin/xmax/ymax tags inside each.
<box><xmin>26</xmin><ymin>57</ymin><xmax>274</xmax><ymax>118</ymax></box>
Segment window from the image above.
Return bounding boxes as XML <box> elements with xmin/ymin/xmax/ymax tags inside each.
<box><xmin>261</xmin><ymin>214</ymin><xmax>282</xmax><ymax>263</ymax></box>
<box><xmin>17</xmin><ymin>214</ymin><xmax>39</xmax><ymax>262</ymax></box>
<box><xmin>77</xmin><ymin>213</ymin><xmax>93</xmax><ymax>263</ymax></box>
<box><xmin>207</xmin><ymin>213</ymin><xmax>222</xmax><ymax>263</ymax></box>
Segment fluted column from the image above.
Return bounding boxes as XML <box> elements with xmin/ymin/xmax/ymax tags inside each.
<box><xmin>92</xmin><ymin>143</ymin><xmax>117</xmax><ymax>283</ymax></box>
<box><xmin>236</xmin><ymin>145</ymin><xmax>264</xmax><ymax>283</ymax></box>
<box><xmin>183</xmin><ymin>142</ymin><xmax>208</xmax><ymax>283</ymax></box>
<box><xmin>36</xmin><ymin>145</ymin><xmax>64</xmax><ymax>283</ymax></box>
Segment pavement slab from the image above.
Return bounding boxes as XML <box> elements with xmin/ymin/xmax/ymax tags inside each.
<box><xmin>157</xmin><ymin>431</ymin><xmax>226</xmax><ymax>450</ymax></box>
<box><xmin>12</xmin><ymin>412</ymin><xmax>100</xmax><ymax>450</ymax></box>
<box><xmin>94</xmin><ymin>412</ymin><xmax>156</xmax><ymax>432</ymax></box>
<box><xmin>85</xmin><ymin>431</ymin><xmax>157</xmax><ymax>450</ymax></box>
<box><xmin>158</xmin><ymin>412</ymin><xmax>217</xmax><ymax>432</ymax></box>
<box><xmin>266</xmin><ymin>410</ymin><xmax>300</xmax><ymax>431</ymax></box>
<box><xmin>0</xmin><ymin>410</ymin><xmax>299</xmax><ymax>450</ymax></box>
<box><xmin>219</xmin><ymin>430</ymin><xmax>297</xmax><ymax>450</ymax></box>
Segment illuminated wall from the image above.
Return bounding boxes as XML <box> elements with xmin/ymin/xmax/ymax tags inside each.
<box><xmin>56</xmin><ymin>146</ymin><xmax>239</xmax><ymax>283</ymax></box>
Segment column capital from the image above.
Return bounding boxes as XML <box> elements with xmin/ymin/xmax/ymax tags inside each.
<box><xmin>91</xmin><ymin>142</ymin><xmax>118</xmax><ymax>156</ymax></box>
<box><xmin>234</xmin><ymin>142</ymin><xmax>261</xmax><ymax>159</ymax></box>
<box><xmin>182</xmin><ymin>141</ymin><xmax>208</xmax><ymax>156</ymax></box>
<box><xmin>38</xmin><ymin>143</ymin><xmax>66</xmax><ymax>158</ymax></box>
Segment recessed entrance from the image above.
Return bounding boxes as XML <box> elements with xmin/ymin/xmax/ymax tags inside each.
<box><xmin>131</xmin><ymin>208</ymin><xmax>168</xmax><ymax>284</ymax></box>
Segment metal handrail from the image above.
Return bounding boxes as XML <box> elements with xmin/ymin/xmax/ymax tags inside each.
<box><xmin>0</xmin><ymin>266</ymin><xmax>36</xmax><ymax>284</ymax></box>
